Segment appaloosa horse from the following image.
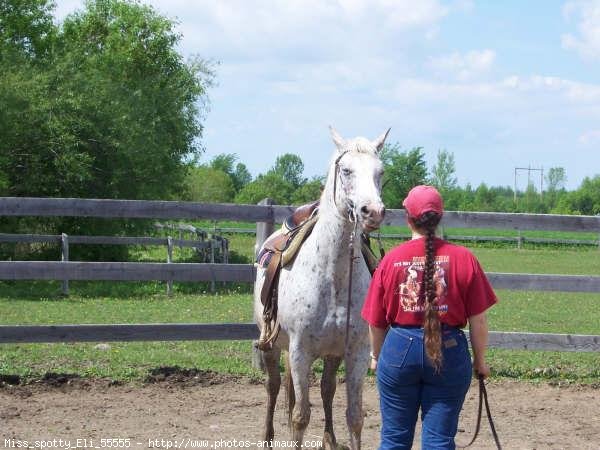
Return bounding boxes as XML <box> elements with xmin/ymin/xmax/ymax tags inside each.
<box><xmin>254</xmin><ymin>127</ymin><xmax>389</xmax><ymax>449</ymax></box>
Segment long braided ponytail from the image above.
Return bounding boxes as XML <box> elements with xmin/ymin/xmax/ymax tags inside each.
<box><xmin>414</xmin><ymin>211</ymin><xmax>443</xmax><ymax>371</ymax></box>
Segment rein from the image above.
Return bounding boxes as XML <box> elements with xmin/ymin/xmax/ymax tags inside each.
<box><xmin>344</xmin><ymin>209</ymin><xmax>359</xmax><ymax>350</ymax></box>
<box><xmin>333</xmin><ymin>149</ymin><xmax>361</xmax><ymax>351</ymax></box>
<box><xmin>458</xmin><ymin>374</ymin><xmax>502</xmax><ymax>450</ymax></box>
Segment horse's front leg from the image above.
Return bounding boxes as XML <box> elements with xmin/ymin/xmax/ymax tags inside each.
<box><xmin>321</xmin><ymin>356</ymin><xmax>343</xmax><ymax>449</ymax></box>
<box><xmin>261</xmin><ymin>345</ymin><xmax>282</xmax><ymax>443</ymax></box>
<box><xmin>288</xmin><ymin>344</ymin><xmax>315</xmax><ymax>447</ymax></box>
<box><xmin>344</xmin><ymin>342</ymin><xmax>370</xmax><ymax>450</ymax></box>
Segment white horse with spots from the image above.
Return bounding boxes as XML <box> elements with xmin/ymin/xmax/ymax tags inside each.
<box><xmin>254</xmin><ymin>127</ymin><xmax>389</xmax><ymax>449</ymax></box>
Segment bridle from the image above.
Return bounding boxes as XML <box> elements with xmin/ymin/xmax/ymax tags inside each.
<box><xmin>332</xmin><ymin>149</ymin><xmax>357</xmax><ymax>220</ymax></box>
<box><xmin>331</xmin><ymin>149</ymin><xmax>367</xmax><ymax>350</ymax></box>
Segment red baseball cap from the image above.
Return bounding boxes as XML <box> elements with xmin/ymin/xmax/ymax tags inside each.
<box><xmin>402</xmin><ymin>185</ymin><xmax>444</xmax><ymax>218</ymax></box>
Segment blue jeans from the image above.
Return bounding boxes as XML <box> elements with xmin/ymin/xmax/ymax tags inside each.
<box><xmin>376</xmin><ymin>325</ymin><xmax>472</xmax><ymax>450</ymax></box>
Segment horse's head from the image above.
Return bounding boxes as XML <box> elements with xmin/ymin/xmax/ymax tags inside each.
<box><xmin>328</xmin><ymin>126</ymin><xmax>389</xmax><ymax>233</ymax></box>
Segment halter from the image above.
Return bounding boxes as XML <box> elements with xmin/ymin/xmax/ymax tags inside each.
<box><xmin>332</xmin><ymin>149</ymin><xmax>357</xmax><ymax>221</ymax></box>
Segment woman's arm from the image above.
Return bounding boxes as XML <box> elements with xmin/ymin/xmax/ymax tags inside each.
<box><xmin>468</xmin><ymin>311</ymin><xmax>491</xmax><ymax>378</ymax></box>
<box><xmin>368</xmin><ymin>325</ymin><xmax>389</xmax><ymax>371</ymax></box>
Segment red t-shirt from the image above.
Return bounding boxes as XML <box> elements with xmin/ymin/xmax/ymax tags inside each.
<box><xmin>361</xmin><ymin>237</ymin><xmax>497</xmax><ymax>328</ymax></box>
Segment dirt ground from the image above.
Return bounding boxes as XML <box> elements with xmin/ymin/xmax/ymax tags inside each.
<box><xmin>1</xmin><ymin>370</ymin><xmax>599</xmax><ymax>450</ymax></box>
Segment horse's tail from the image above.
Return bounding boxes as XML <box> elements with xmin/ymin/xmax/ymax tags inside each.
<box><xmin>284</xmin><ymin>351</ymin><xmax>295</xmax><ymax>431</ymax></box>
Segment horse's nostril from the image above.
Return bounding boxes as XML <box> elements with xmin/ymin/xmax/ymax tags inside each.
<box><xmin>361</xmin><ymin>205</ymin><xmax>370</xmax><ymax>215</ymax></box>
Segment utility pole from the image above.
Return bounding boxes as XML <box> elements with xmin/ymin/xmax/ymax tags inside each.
<box><xmin>514</xmin><ymin>166</ymin><xmax>544</xmax><ymax>206</ymax></box>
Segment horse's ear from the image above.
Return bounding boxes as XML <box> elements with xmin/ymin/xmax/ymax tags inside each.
<box><xmin>329</xmin><ymin>125</ymin><xmax>346</xmax><ymax>150</ymax></box>
<box><xmin>373</xmin><ymin>128</ymin><xmax>391</xmax><ymax>153</ymax></box>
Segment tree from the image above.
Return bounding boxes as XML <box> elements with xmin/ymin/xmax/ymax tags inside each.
<box><xmin>232</xmin><ymin>162</ymin><xmax>252</xmax><ymax>192</ymax></box>
<box><xmin>210</xmin><ymin>154</ymin><xmax>236</xmax><ymax>175</ymax></box>
<box><xmin>556</xmin><ymin>175</ymin><xmax>600</xmax><ymax>215</ymax></box>
<box><xmin>270</xmin><ymin>154</ymin><xmax>306</xmax><ymax>188</ymax></box>
<box><xmin>546</xmin><ymin>167</ymin><xmax>566</xmax><ymax>192</ymax></box>
<box><xmin>380</xmin><ymin>143</ymin><xmax>428</xmax><ymax>208</ymax></box>
<box><xmin>209</xmin><ymin>153</ymin><xmax>252</xmax><ymax>192</ymax></box>
<box><xmin>290</xmin><ymin>176</ymin><xmax>324</xmax><ymax>205</ymax></box>
<box><xmin>431</xmin><ymin>149</ymin><xmax>458</xmax><ymax>193</ymax></box>
<box><xmin>185</xmin><ymin>166</ymin><xmax>235</xmax><ymax>203</ymax></box>
<box><xmin>0</xmin><ymin>0</ymin><xmax>214</xmax><ymax>259</ymax></box>
<box><xmin>1</xmin><ymin>0</ymin><xmax>213</xmax><ymax>200</ymax></box>
<box><xmin>234</xmin><ymin>172</ymin><xmax>294</xmax><ymax>205</ymax></box>
<box><xmin>0</xmin><ymin>0</ymin><xmax>56</xmax><ymax>62</ymax></box>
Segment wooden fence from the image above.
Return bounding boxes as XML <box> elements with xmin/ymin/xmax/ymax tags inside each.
<box><xmin>0</xmin><ymin>232</ymin><xmax>215</xmax><ymax>295</ymax></box>
<box><xmin>1</xmin><ymin>196</ymin><xmax>599</xmax><ymax>352</ymax></box>
<box><xmin>200</xmin><ymin>228</ymin><xmax>600</xmax><ymax>248</ymax></box>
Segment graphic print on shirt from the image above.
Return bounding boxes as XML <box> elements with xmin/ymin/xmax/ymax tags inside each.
<box><xmin>394</xmin><ymin>256</ymin><xmax>449</xmax><ymax>315</ymax></box>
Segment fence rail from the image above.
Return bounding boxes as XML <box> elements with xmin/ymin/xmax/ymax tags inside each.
<box><xmin>2</xmin><ymin>197</ymin><xmax>600</xmax><ymax>231</ymax></box>
<box><xmin>0</xmin><ymin>261</ymin><xmax>599</xmax><ymax>292</ymax></box>
<box><xmin>0</xmin><ymin>323</ymin><xmax>597</xmax><ymax>352</ymax></box>
<box><xmin>0</xmin><ymin>232</ymin><xmax>209</xmax><ymax>248</ymax></box>
<box><xmin>1</xmin><ymin>196</ymin><xmax>600</xmax><ymax>353</ymax></box>
<box><xmin>0</xmin><ymin>262</ymin><xmax>255</xmax><ymax>282</ymax></box>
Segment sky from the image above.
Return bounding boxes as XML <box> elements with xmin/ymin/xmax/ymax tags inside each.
<box><xmin>53</xmin><ymin>0</ymin><xmax>600</xmax><ymax>190</ymax></box>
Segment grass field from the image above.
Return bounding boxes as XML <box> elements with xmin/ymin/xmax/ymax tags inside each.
<box><xmin>1</xmin><ymin>228</ymin><xmax>599</xmax><ymax>385</ymax></box>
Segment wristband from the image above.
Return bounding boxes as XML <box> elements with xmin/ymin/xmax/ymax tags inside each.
<box><xmin>369</xmin><ymin>351</ymin><xmax>378</xmax><ymax>360</ymax></box>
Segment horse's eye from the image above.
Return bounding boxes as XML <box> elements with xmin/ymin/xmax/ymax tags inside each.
<box><xmin>342</xmin><ymin>168</ymin><xmax>353</xmax><ymax>176</ymax></box>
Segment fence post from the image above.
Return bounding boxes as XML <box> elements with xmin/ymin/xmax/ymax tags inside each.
<box><xmin>61</xmin><ymin>233</ymin><xmax>69</xmax><ymax>296</ymax></box>
<box><xmin>517</xmin><ymin>230</ymin><xmax>523</xmax><ymax>249</ymax></box>
<box><xmin>209</xmin><ymin>237</ymin><xmax>216</xmax><ymax>293</ymax></box>
<box><xmin>252</xmin><ymin>198</ymin><xmax>275</xmax><ymax>370</ymax></box>
<box><xmin>166</xmin><ymin>236</ymin><xmax>173</xmax><ymax>296</ymax></box>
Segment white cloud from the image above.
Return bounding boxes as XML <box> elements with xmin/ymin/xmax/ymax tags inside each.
<box><xmin>428</xmin><ymin>49</ymin><xmax>496</xmax><ymax>80</ymax></box>
<box><xmin>500</xmin><ymin>75</ymin><xmax>600</xmax><ymax>103</ymax></box>
<box><xmin>562</xmin><ymin>0</ymin><xmax>600</xmax><ymax>61</ymax></box>
<box><xmin>139</xmin><ymin>0</ymin><xmax>450</xmax><ymax>61</ymax></box>
<box><xmin>579</xmin><ymin>129</ymin><xmax>600</xmax><ymax>144</ymax></box>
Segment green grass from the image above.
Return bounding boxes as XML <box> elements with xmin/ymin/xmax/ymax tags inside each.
<box><xmin>490</xmin><ymin>290</ymin><xmax>600</xmax><ymax>335</ymax></box>
<box><xmin>472</xmin><ymin>247</ymin><xmax>600</xmax><ymax>275</ymax></box>
<box><xmin>0</xmin><ymin>341</ymin><xmax>258</xmax><ymax>381</ymax></box>
<box><xmin>1</xmin><ymin>228</ymin><xmax>599</xmax><ymax>385</ymax></box>
<box><xmin>1</xmin><ymin>279</ymin><xmax>599</xmax><ymax>383</ymax></box>
<box><xmin>0</xmin><ymin>283</ymin><xmax>259</xmax><ymax>381</ymax></box>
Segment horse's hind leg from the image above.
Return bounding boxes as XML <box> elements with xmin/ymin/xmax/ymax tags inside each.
<box><xmin>321</xmin><ymin>356</ymin><xmax>343</xmax><ymax>450</ymax></box>
<box><xmin>262</xmin><ymin>346</ymin><xmax>282</xmax><ymax>443</ymax></box>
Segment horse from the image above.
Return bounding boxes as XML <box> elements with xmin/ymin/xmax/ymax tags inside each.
<box><xmin>254</xmin><ymin>126</ymin><xmax>389</xmax><ymax>449</ymax></box>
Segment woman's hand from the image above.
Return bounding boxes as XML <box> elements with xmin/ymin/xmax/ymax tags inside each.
<box><xmin>473</xmin><ymin>360</ymin><xmax>491</xmax><ymax>378</ymax></box>
<box><xmin>368</xmin><ymin>325</ymin><xmax>388</xmax><ymax>374</ymax></box>
<box><xmin>369</xmin><ymin>353</ymin><xmax>378</xmax><ymax>372</ymax></box>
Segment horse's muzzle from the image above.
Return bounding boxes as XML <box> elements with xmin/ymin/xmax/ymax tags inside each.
<box><xmin>360</xmin><ymin>203</ymin><xmax>386</xmax><ymax>232</ymax></box>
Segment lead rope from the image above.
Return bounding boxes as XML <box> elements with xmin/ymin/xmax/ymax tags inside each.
<box><xmin>458</xmin><ymin>374</ymin><xmax>502</xmax><ymax>450</ymax></box>
<box><xmin>344</xmin><ymin>209</ymin><xmax>359</xmax><ymax>350</ymax></box>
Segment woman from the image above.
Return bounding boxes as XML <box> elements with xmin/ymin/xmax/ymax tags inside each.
<box><xmin>361</xmin><ymin>185</ymin><xmax>497</xmax><ymax>449</ymax></box>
